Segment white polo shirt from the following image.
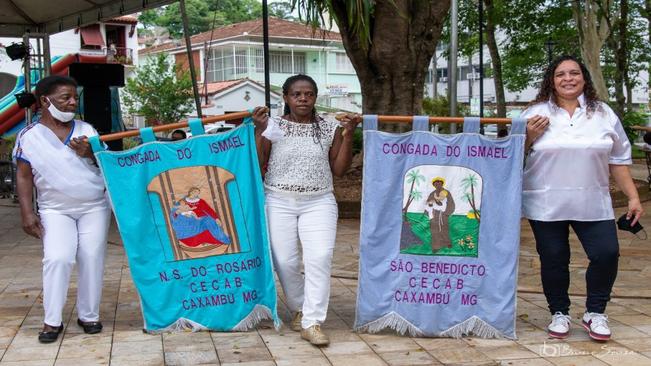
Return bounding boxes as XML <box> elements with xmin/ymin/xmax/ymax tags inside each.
<box><xmin>521</xmin><ymin>95</ymin><xmax>631</xmax><ymax>221</ymax></box>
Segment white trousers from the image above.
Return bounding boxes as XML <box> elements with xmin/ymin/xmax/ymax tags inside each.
<box><xmin>265</xmin><ymin>191</ymin><xmax>338</xmax><ymax>329</ymax></box>
<box><xmin>40</xmin><ymin>208</ymin><xmax>111</xmax><ymax>327</ymax></box>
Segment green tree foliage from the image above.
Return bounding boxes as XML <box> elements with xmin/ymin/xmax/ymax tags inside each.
<box><xmin>123</xmin><ymin>54</ymin><xmax>194</xmax><ymax>125</ymax></box>
<box><xmin>139</xmin><ymin>0</ymin><xmax>262</xmax><ymax>37</ymax></box>
<box><xmin>269</xmin><ymin>1</ymin><xmax>296</xmax><ymax>20</ymax></box>
<box><xmin>500</xmin><ymin>0</ymin><xmax>578</xmax><ymax>93</ymax></box>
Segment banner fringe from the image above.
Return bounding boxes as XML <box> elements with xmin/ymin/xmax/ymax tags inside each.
<box><xmin>145</xmin><ymin>318</ymin><xmax>208</xmax><ymax>334</ymax></box>
<box><xmin>439</xmin><ymin>316</ymin><xmax>503</xmax><ymax>339</ymax></box>
<box><xmin>355</xmin><ymin>312</ymin><xmax>424</xmax><ymax>337</ymax></box>
<box><xmin>232</xmin><ymin>304</ymin><xmax>281</xmax><ymax>332</ymax></box>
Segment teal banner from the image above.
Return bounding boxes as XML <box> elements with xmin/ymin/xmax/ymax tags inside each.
<box><xmin>91</xmin><ymin>120</ymin><xmax>279</xmax><ymax>332</ymax></box>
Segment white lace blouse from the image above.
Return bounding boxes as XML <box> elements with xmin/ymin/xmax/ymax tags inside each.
<box><xmin>264</xmin><ymin>116</ymin><xmax>339</xmax><ymax>195</ymax></box>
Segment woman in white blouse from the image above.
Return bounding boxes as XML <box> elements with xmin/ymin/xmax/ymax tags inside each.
<box><xmin>251</xmin><ymin>74</ymin><xmax>360</xmax><ymax>346</ymax></box>
<box><xmin>524</xmin><ymin>55</ymin><xmax>643</xmax><ymax>341</ymax></box>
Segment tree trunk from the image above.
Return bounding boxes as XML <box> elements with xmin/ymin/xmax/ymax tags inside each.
<box><xmin>484</xmin><ymin>0</ymin><xmax>506</xmax><ymax>119</ymax></box>
<box><xmin>608</xmin><ymin>0</ymin><xmax>627</xmax><ymax>117</ymax></box>
<box><xmin>617</xmin><ymin>0</ymin><xmax>628</xmax><ymax>114</ymax></box>
<box><xmin>330</xmin><ymin>0</ymin><xmax>451</xmax><ymax>116</ymax></box>
<box><xmin>644</xmin><ymin>0</ymin><xmax>651</xmax><ymax>110</ymax></box>
<box><xmin>572</xmin><ymin>0</ymin><xmax>616</xmax><ymax>101</ymax></box>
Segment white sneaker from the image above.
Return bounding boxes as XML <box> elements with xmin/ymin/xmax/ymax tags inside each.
<box><xmin>548</xmin><ymin>312</ymin><xmax>572</xmax><ymax>339</ymax></box>
<box><xmin>582</xmin><ymin>312</ymin><xmax>611</xmax><ymax>341</ymax></box>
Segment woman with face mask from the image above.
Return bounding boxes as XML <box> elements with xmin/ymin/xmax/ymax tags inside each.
<box><xmin>13</xmin><ymin>75</ymin><xmax>111</xmax><ymax>343</ymax></box>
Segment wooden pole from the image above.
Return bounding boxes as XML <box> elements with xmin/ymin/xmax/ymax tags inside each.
<box><xmin>98</xmin><ymin>112</ymin><xmax>515</xmax><ymax>142</ymax></box>
<box><xmin>100</xmin><ymin>111</ymin><xmax>252</xmax><ymax>142</ymax></box>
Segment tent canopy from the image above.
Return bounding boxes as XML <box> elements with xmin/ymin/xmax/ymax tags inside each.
<box><xmin>0</xmin><ymin>0</ymin><xmax>176</xmax><ymax>37</ymax></box>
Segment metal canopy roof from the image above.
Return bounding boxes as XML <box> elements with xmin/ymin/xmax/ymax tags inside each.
<box><xmin>0</xmin><ymin>0</ymin><xmax>176</xmax><ymax>37</ymax></box>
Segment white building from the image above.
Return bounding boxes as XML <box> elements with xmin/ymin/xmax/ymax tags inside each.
<box><xmin>1</xmin><ymin>15</ymin><xmax>139</xmax><ymax>81</ymax></box>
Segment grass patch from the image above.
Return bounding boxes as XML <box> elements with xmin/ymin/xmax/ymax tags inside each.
<box><xmin>401</xmin><ymin>212</ymin><xmax>479</xmax><ymax>257</ymax></box>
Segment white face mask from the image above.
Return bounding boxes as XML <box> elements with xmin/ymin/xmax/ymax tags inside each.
<box><xmin>45</xmin><ymin>97</ymin><xmax>75</xmax><ymax>123</ymax></box>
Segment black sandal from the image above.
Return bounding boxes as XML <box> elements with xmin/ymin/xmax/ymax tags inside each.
<box><xmin>38</xmin><ymin>323</ymin><xmax>63</xmax><ymax>343</ymax></box>
<box><xmin>77</xmin><ymin>318</ymin><xmax>103</xmax><ymax>334</ymax></box>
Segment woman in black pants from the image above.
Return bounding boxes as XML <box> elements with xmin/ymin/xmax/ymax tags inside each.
<box><xmin>522</xmin><ymin>55</ymin><xmax>643</xmax><ymax>341</ymax></box>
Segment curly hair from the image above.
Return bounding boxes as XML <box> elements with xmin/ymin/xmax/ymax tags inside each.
<box><xmin>282</xmin><ymin>74</ymin><xmax>324</xmax><ymax>145</ymax></box>
<box><xmin>530</xmin><ymin>55</ymin><xmax>600</xmax><ymax>115</ymax></box>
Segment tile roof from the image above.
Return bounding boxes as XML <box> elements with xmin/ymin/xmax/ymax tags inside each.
<box><xmin>199</xmin><ymin>79</ymin><xmax>246</xmax><ymax>96</ymax></box>
<box><xmin>141</xmin><ymin>17</ymin><xmax>341</xmax><ymax>54</ymax></box>
<box><xmin>108</xmin><ymin>15</ymin><xmax>138</xmax><ymax>24</ymax></box>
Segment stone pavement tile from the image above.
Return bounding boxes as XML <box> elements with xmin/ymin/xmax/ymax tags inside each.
<box><xmin>327</xmin><ymin>353</ymin><xmax>388</xmax><ymax>366</ymax></box>
<box><xmin>465</xmin><ymin>337</ymin><xmax>520</xmax><ymax>348</ymax></box>
<box><xmin>320</xmin><ymin>340</ymin><xmax>373</xmax><ymax>356</ymax></box>
<box><xmin>56</xmin><ymin>340</ymin><xmax>111</xmax><ymax>360</ymax></box>
<box><xmin>163</xmin><ymin>331</ymin><xmax>215</xmax><ymax>352</ymax></box>
<box><xmin>112</xmin><ymin>329</ymin><xmax>159</xmax><ymax>342</ymax></box>
<box><xmin>113</xmin><ymin>319</ymin><xmax>145</xmax><ymax>331</ymax></box>
<box><xmin>258</xmin><ymin>329</ymin><xmax>307</xmax><ymax>347</ymax></box>
<box><xmin>614</xmin><ymin>337</ymin><xmax>651</xmax><ymax>352</ymax></box>
<box><xmin>217</xmin><ymin>346</ymin><xmax>272</xmax><ymax>363</ymax></box>
<box><xmin>274</xmin><ymin>357</ymin><xmax>330</xmax><ymax>366</ymax></box>
<box><xmin>110</xmin><ymin>339</ymin><xmax>163</xmax><ymax>356</ymax></box>
<box><xmin>53</xmin><ymin>358</ymin><xmax>109</xmax><ymax>365</ymax></box>
<box><xmin>210</xmin><ymin>331</ymin><xmax>266</xmax><ymax>349</ymax></box>
<box><xmin>358</xmin><ymin>333</ymin><xmax>422</xmax><ymax>352</ymax></box>
<box><xmin>1</xmin><ymin>344</ymin><xmax>59</xmax><ymax>362</ymax></box>
<box><xmin>625</xmin><ymin>324</ymin><xmax>651</xmax><ymax>336</ymax></box>
<box><xmin>267</xmin><ymin>343</ymin><xmax>324</xmax><ymax>360</ymax></box>
<box><xmin>547</xmin><ymin>356</ymin><xmax>608</xmax><ymax>365</ymax></box>
<box><xmin>221</xmin><ymin>362</ymin><xmax>276</xmax><ymax>366</ymax></box>
<box><xmin>474</xmin><ymin>343</ymin><xmax>539</xmax><ymax>361</ymax></box>
<box><xmin>0</xmin><ymin>326</ymin><xmax>18</xmax><ymax>339</ymax></box>
<box><xmin>0</xmin><ymin>361</ymin><xmax>55</xmax><ymax>366</ymax></box>
<box><xmin>109</xmin><ymin>353</ymin><xmax>165</xmax><ymax>366</ymax></box>
<box><xmin>607</xmin><ymin>321</ymin><xmax>650</xmax><ymax>340</ymax></box>
<box><xmin>60</xmin><ymin>332</ymin><xmax>112</xmax><ymax>346</ymax></box>
<box><xmin>610</xmin><ymin>314</ymin><xmax>651</xmax><ymax>327</ymax></box>
<box><xmin>412</xmin><ymin>337</ymin><xmax>468</xmax><ymax>350</ymax></box>
<box><xmin>426</xmin><ymin>345</ymin><xmax>492</xmax><ymax>364</ymax></box>
<box><xmin>546</xmin><ymin>356</ymin><xmax>608</xmax><ymax>365</ymax></box>
<box><xmin>321</xmin><ymin>329</ymin><xmax>362</xmax><ymax>343</ymax></box>
<box><xmin>164</xmin><ymin>350</ymin><xmax>219</xmax><ymax>365</ymax></box>
<box><xmin>592</xmin><ymin>344</ymin><xmax>651</xmax><ymax>365</ymax></box>
<box><xmin>378</xmin><ymin>350</ymin><xmax>441</xmax><ymax>365</ymax></box>
<box><xmin>500</xmin><ymin>359</ymin><xmax>555</xmax><ymax>366</ymax></box>
<box><xmin>320</xmin><ymin>317</ymin><xmax>350</xmax><ymax>331</ymax></box>
<box><xmin>0</xmin><ymin>315</ymin><xmax>27</xmax><ymax>327</ymax></box>
<box><xmin>513</xmin><ymin>322</ymin><xmax>553</xmax><ymax>345</ymax></box>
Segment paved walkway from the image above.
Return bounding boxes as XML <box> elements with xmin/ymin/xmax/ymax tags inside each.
<box><xmin>1</xmin><ymin>167</ymin><xmax>651</xmax><ymax>365</ymax></box>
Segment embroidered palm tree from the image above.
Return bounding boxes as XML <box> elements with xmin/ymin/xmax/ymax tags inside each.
<box><xmin>403</xmin><ymin>169</ymin><xmax>425</xmax><ymax>213</ymax></box>
<box><xmin>461</xmin><ymin>173</ymin><xmax>481</xmax><ymax>223</ymax></box>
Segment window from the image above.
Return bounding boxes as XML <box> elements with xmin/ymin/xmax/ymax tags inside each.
<box><xmin>207</xmin><ymin>47</ymin><xmax>247</xmax><ymax>82</ymax></box>
<box><xmin>252</xmin><ymin>49</ymin><xmax>306</xmax><ymax>74</ymax></box>
<box><xmin>253</xmin><ymin>48</ymin><xmax>264</xmax><ymax>72</ymax></box>
<box><xmin>335</xmin><ymin>53</ymin><xmax>355</xmax><ymax>73</ymax></box>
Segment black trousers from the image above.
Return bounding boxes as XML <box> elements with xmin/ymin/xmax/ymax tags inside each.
<box><xmin>529</xmin><ymin>219</ymin><xmax>619</xmax><ymax>315</ymax></box>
